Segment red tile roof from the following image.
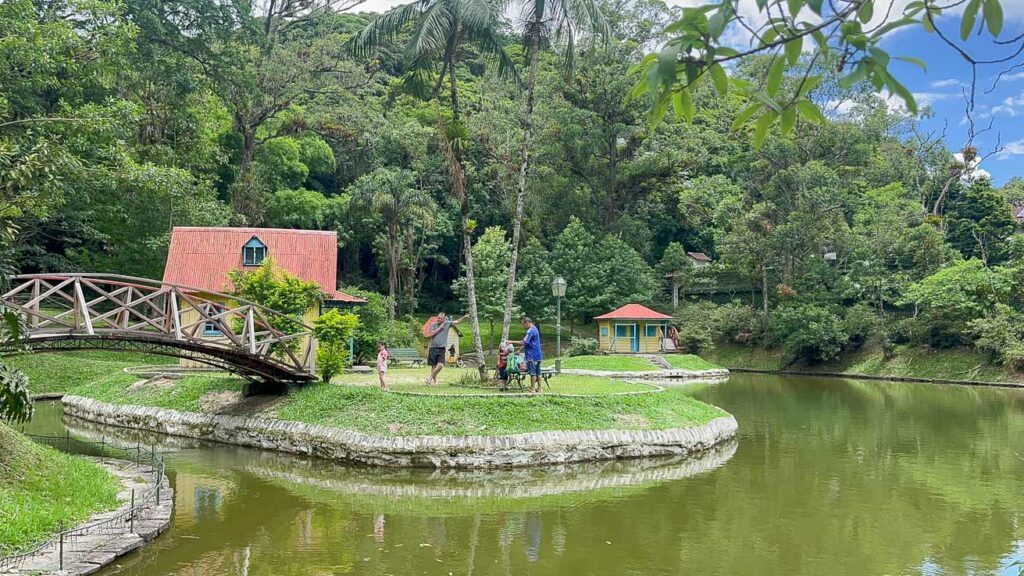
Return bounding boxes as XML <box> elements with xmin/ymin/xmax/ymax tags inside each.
<box><xmin>687</xmin><ymin>252</ymin><xmax>712</xmax><ymax>262</ymax></box>
<box><xmin>162</xmin><ymin>227</ymin><xmax>364</xmax><ymax>303</ymax></box>
<box><xmin>593</xmin><ymin>304</ymin><xmax>674</xmax><ymax>320</ymax></box>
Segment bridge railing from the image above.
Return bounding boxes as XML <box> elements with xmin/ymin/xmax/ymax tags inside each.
<box><xmin>1</xmin><ymin>274</ymin><xmax>316</xmax><ymax>380</ymax></box>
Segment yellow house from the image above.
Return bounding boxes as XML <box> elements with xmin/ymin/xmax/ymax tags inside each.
<box><xmin>595</xmin><ymin>304</ymin><xmax>674</xmax><ymax>354</ymax></box>
<box><xmin>162</xmin><ymin>227</ymin><xmax>365</xmax><ymax>369</ymax></box>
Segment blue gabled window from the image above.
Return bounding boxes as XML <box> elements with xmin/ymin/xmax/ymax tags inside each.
<box><xmin>243</xmin><ymin>236</ymin><xmax>267</xmax><ymax>267</ymax></box>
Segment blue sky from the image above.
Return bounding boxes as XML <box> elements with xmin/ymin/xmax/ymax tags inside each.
<box><xmin>879</xmin><ymin>7</ymin><xmax>1024</xmax><ymax>185</ymax></box>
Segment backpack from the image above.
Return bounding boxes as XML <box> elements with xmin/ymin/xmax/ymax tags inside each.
<box><xmin>507</xmin><ymin>353</ymin><xmax>526</xmax><ymax>374</ymax></box>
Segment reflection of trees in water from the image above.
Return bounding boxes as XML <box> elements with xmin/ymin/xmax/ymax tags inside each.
<box><xmin>690</xmin><ymin>374</ymin><xmax>1024</xmax><ymax>576</ymax></box>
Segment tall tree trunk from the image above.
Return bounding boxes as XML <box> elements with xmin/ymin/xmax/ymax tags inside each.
<box><xmin>443</xmin><ymin>39</ymin><xmax>485</xmax><ymax>378</ymax></box>
<box><xmin>233</xmin><ymin>125</ymin><xmax>258</xmax><ymax>219</ymax></box>
<box><xmin>760</xmin><ymin>265</ymin><xmax>769</xmax><ymax>315</ymax></box>
<box><xmin>500</xmin><ymin>28</ymin><xmax>542</xmax><ymax>342</ymax></box>
<box><xmin>462</xmin><ymin>212</ymin><xmax>487</xmax><ymax>378</ymax></box>
<box><xmin>387</xmin><ymin>218</ymin><xmax>399</xmax><ymax>320</ymax></box>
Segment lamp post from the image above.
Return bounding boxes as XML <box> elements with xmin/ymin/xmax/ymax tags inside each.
<box><xmin>552</xmin><ymin>276</ymin><xmax>567</xmax><ymax>373</ymax></box>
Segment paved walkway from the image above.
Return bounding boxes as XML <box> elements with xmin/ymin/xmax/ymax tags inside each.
<box><xmin>1</xmin><ymin>458</ymin><xmax>173</xmax><ymax>576</ymax></box>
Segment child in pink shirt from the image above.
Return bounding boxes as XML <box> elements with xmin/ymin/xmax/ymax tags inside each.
<box><xmin>376</xmin><ymin>341</ymin><xmax>389</xmax><ymax>391</ymax></box>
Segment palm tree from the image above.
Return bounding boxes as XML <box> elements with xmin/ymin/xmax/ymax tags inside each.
<box><xmin>349</xmin><ymin>0</ymin><xmax>518</xmax><ymax>122</ymax></box>
<box><xmin>499</xmin><ymin>0</ymin><xmax>607</xmax><ymax>342</ymax></box>
<box><xmin>349</xmin><ymin>0</ymin><xmax>518</xmax><ymax>375</ymax></box>
<box><xmin>349</xmin><ymin>167</ymin><xmax>435</xmax><ymax>319</ymax></box>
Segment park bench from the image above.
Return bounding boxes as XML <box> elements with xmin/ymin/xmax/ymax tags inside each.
<box><xmin>500</xmin><ymin>360</ymin><xmax>556</xmax><ymax>391</ymax></box>
<box><xmin>388</xmin><ymin>347</ymin><xmax>426</xmax><ymax>367</ymax></box>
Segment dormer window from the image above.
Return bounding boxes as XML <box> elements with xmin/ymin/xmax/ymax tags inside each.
<box><xmin>243</xmin><ymin>236</ymin><xmax>267</xmax><ymax>266</ymax></box>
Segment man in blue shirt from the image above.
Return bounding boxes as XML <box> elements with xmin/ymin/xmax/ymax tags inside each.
<box><xmin>512</xmin><ymin>316</ymin><xmax>543</xmax><ymax>393</ymax></box>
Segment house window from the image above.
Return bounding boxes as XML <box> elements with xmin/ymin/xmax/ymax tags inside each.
<box><xmin>203</xmin><ymin>304</ymin><xmax>225</xmax><ymax>336</ymax></box>
<box><xmin>615</xmin><ymin>325</ymin><xmax>628</xmax><ymax>338</ymax></box>
<box><xmin>645</xmin><ymin>324</ymin><xmax>659</xmax><ymax>338</ymax></box>
<box><xmin>600</xmin><ymin>327</ymin><xmax>609</xmax><ymax>337</ymax></box>
<box><xmin>243</xmin><ymin>237</ymin><xmax>267</xmax><ymax>266</ymax></box>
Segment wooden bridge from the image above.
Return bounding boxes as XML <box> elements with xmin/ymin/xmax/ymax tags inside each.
<box><xmin>1</xmin><ymin>274</ymin><xmax>317</xmax><ymax>386</ymax></box>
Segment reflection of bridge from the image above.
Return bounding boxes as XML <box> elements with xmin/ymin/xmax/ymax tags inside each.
<box><xmin>1</xmin><ymin>274</ymin><xmax>316</xmax><ymax>385</ymax></box>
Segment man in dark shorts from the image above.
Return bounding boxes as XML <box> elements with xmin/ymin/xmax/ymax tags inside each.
<box><xmin>425</xmin><ymin>312</ymin><xmax>468</xmax><ymax>385</ymax></box>
<box><xmin>511</xmin><ymin>316</ymin><xmax>543</xmax><ymax>393</ymax></box>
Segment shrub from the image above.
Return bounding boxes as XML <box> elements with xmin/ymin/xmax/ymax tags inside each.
<box><xmin>968</xmin><ymin>306</ymin><xmax>1024</xmax><ymax>365</ymax></box>
<box><xmin>713</xmin><ymin>301</ymin><xmax>764</xmax><ymax>343</ymax></box>
<box><xmin>568</xmin><ymin>336</ymin><xmax>598</xmax><ymax>357</ymax></box>
<box><xmin>844</xmin><ymin>303</ymin><xmax>879</xmax><ymax>349</ymax></box>
<box><xmin>676</xmin><ymin>324</ymin><xmax>714</xmax><ymax>354</ymax></box>
<box><xmin>313</xmin><ymin>310</ymin><xmax>361</xmax><ymax>382</ymax></box>
<box><xmin>337</xmin><ymin>287</ymin><xmax>415</xmax><ymax>363</ymax></box>
<box><xmin>773</xmin><ymin>304</ymin><xmax>848</xmax><ymax>364</ymax></box>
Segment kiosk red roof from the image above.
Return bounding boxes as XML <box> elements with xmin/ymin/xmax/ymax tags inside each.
<box><xmin>162</xmin><ymin>227</ymin><xmax>364</xmax><ymax>303</ymax></box>
<box><xmin>593</xmin><ymin>304</ymin><xmax>673</xmax><ymax>320</ymax></box>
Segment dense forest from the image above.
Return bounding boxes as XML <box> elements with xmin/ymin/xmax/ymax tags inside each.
<box><xmin>3</xmin><ymin>0</ymin><xmax>1024</xmax><ymax>371</ymax></box>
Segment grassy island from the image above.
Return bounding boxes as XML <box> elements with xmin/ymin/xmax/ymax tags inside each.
<box><xmin>9</xmin><ymin>352</ymin><xmax>729</xmax><ymax>438</ymax></box>
<box><xmin>0</xmin><ymin>423</ymin><xmax>120</xmax><ymax>554</ymax></box>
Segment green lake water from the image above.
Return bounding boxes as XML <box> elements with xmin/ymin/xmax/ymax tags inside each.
<box><xmin>24</xmin><ymin>373</ymin><xmax>1024</xmax><ymax>575</ymax></box>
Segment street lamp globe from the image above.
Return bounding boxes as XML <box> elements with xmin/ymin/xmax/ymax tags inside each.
<box><xmin>551</xmin><ymin>276</ymin><xmax>567</xmax><ymax>298</ymax></box>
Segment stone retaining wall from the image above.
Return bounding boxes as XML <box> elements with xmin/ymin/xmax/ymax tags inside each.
<box><xmin>62</xmin><ymin>395</ymin><xmax>738</xmax><ymax>469</ymax></box>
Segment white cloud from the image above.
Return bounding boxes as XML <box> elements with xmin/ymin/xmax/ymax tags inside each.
<box><xmin>992</xmin><ymin>92</ymin><xmax>1024</xmax><ymax>117</ymax></box>
<box><xmin>1001</xmin><ymin>72</ymin><xmax>1024</xmax><ymax>82</ymax></box>
<box><xmin>953</xmin><ymin>152</ymin><xmax>991</xmax><ymax>182</ymax></box>
<box><xmin>931</xmin><ymin>79</ymin><xmax>961</xmax><ymax>89</ymax></box>
<box><xmin>997</xmin><ymin>139</ymin><xmax>1024</xmax><ymax>160</ymax></box>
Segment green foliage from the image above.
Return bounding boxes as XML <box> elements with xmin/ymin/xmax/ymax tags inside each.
<box><xmin>946</xmin><ymin>178</ymin><xmax>1017</xmax><ymax>264</ymax></box>
<box><xmin>453</xmin><ymin>226</ymin><xmax>518</xmax><ymax>331</ymax></box>
<box><xmin>255</xmin><ymin>137</ymin><xmax>310</xmax><ymax>192</ymax></box>
<box><xmin>902</xmin><ymin>259</ymin><xmax>1009</xmax><ymax>347</ymax></box>
<box><xmin>337</xmin><ymin>286</ymin><xmax>415</xmax><ymax>363</ymax></box>
<box><xmin>568</xmin><ymin>336</ymin><xmax>599</xmax><ymax>357</ymax></box>
<box><xmin>0</xmin><ymin>364</ymin><xmax>31</xmax><ymax>423</ymax></box>
<box><xmin>228</xmin><ymin>259</ymin><xmax>323</xmax><ymax>356</ymax></box>
<box><xmin>313</xmin><ymin>309</ymin><xmax>361</xmax><ymax>382</ymax></box>
<box><xmin>773</xmin><ymin>304</ymin><xmax>848</xmax><ymax>364</ymax></box>
<box><xmin>632</xmin><ymin>0</ymin><xmax>1010</xmax><ymax>144</ymax></box>
<box><xmin>296</xmin><ymin>136</ymin><xmax>336</xmax><ymax>180</ymax></box>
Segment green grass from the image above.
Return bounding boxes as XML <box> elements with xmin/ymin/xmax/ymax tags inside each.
<box><xmin>271</xmin><ymin>385</ymin><xmax>726</xmax><ymax>436</ymax></box>
<box><xmin>704</xmin><ymin>342</ymin><xmax>1023</xmax><ymax>383</ymax></box>
<box><xmin>0</xmin><ymin>423</ymin><xmax>120</xmax><ymax>554</ymax></box>
<box><xmin>550</xmin><ymin>355</ymin><xmax>660</xmax><ymax>372</ymax></box>
<box><xmin>337</xmin><ymin>367</ymin><xmax>647</xmax><ymax>395</ymax></box>
<box><xmin>662</xmin><ymin>354</ymin><xmax>721</xmax><ymax>371</ymax></box>
<box><xmin>6</xmin><ymin>351</ymin><xmax>175</xmax><ymax>395</ymax></box>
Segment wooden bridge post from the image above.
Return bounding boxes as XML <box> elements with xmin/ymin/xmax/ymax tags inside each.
<box><xmin>29</xmin><ymin>279</ymin><xmax>39</xmax><ymax>329</ymax></box>
<box><xmin>72</xmin><ymin>277</ymin><xmax>95</xmax><ymax>336</ymax></box>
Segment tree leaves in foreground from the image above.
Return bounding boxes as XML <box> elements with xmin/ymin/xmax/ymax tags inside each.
<box><xmin>632</xmin><ymin>0</ymin><xmax>1012</xmax><ymax>146</ymax></box>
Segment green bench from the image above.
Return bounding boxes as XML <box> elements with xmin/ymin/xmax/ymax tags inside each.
<box><xmin>388</xmin><ymin>347</ymin><xmax>426</xmax><ymax>367</ymax></box>
<box><xmin>503</xmin><ymin>366</ymin><xmax>556</xmax><ymax>391</ymax></box>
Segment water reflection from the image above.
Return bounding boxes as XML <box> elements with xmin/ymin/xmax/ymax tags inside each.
<box><xmin>23</xmin><ymin>373</ymin><xmax>1024</xmax><ymax>575</ymax></box>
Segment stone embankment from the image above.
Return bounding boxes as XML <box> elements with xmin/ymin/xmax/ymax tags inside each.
<box><xmin>62</xmin><ymin>395</ymin><xmax>738</xmax><ymax>469</ymax></box>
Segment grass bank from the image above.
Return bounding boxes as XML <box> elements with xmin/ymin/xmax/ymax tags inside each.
<box><xmin>552</xmin><ymin>355</ymin><xmax>660</xmax><ymax>372</ymax></box>
<box><xmin>0</xmin><ymin>423</ymin><xmax>120</xmax><ymax>554</ymax></box>
<box><xmin>14</xmin><ymin>353</ymin><xmax>729</xmax><ymax>437</ymax></box>
<box><xmin>704</xmin><ymin>342</ymin><xmax>1023</xmax><ymax>384</ymax></box>
<box><xmin>5</xmin><ymin>351</ymin><xmax>175</xmax><ymax>396</ymax></box>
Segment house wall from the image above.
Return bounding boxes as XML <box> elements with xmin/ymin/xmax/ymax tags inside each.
<box><xmin>598</xmin><ymin>320</ymin><xmax>668</xmax><ymax>353</ymax></box>
<box><xmin>177</xmin><ymin>293</ymin><xmax>318</xmax><ymax>370</ymax></box>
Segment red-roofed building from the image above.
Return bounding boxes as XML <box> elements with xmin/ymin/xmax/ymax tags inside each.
<box><xmin>594</xmin><ymin>304</ymin><xmax>674</xmax><ymax>353</ymax></box>
<box><xmin>162</xmin><ymin>227</ymin><xmax>363</xmax><ymax>304</ymax></box>
<box><xmin>162</xmin><ymin>227</ymin><xmax>363</xmax><ymax>368</ymax></box>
